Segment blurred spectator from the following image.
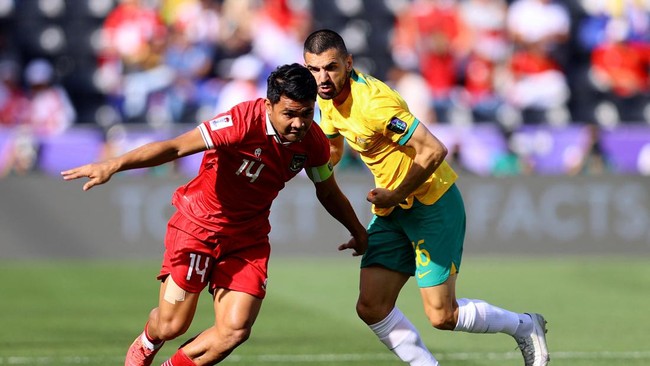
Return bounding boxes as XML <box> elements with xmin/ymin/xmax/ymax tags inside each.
<box><xmin>589</xmin><ymin>18</ymin><xmax>650</xmax><ymax>124</ymax></box>
<box><xmin>458</xmin><ymin>50</ymin><xmax>506</xmax><ymax>123</ymax></box>
<box><xmin>214</xmin><ymin>54</ymin><xmax>265</xmax><ymax>114</ymax></box>
<box><xmin>5</xmin><ymin>58</ymin><xmax>77</xmax><ymax>177</ymax></box>
<box><xmin>505</xmin><ymin>0</ymin><xmax>572</xmax><ymax>125</ymax></box>
<box><xmin>459</xmin><ymin>0</ymin><xmax>509</xmax><ymax>62</ymax></box>
<box><xmin>0</xmin><ymin>59</ymin><xmax>29</xmax><ymax>127</ymax></box>
<box><xmin>507</xmin><ymin>0</ymin><xmax>571</xmax><ymax>65</ymax></box>
<box><xmin>565</xmin><ymin>123</ymin><xmax>613</xmax><ymax>175</ymax></box>
<box><xmin>0</xmin><ymin>126</ymin><xmax>40</xmax><ymax>177</ymax></box>
<box><xmin>251</xmin><ymin>0</ymin><xmax>312</xmax><ymax>66</ymax></box>
<box><xmin>96</xmin><ymin>0</ymin><xmax>170</xmax><ymax>123</ymax></box>
<box><xmin>217</xmin><ymin>0</ymin><xmax>257</xmax><ymax>58</ymax></box>
<box><xmin>0</xmin><ymin>60</ymin><xmax>33</xmax><ymax>177</ymax></box>
<box><xmin>392</xmin><ymin>0</ymin><xmax>465</xmax><ymax>123</ymax></box>
<box><xmin>1</xmin><ymin>0</ymin><xmax>649</xmax><ymax>178</ymax></box>
<box><xmin>161</xmin><ymin>0</ymin><xmax>222</xmax><ymax>47</ymax></box>
<box><xmin>504</xmin><ymin>42</ymin><xmax>571</xmax><ymax>125</ymax></box>
<box><xmin>161</xmin><ymin>22</ymin><xmax>217</xmax><ymax>123</ymax></box>
<box><xmin>24</xmin><ymin>58</ymin><xmax>76</xmax><ymax>137</ymax></box>
<box><xmin>99</xmin><ymin>0</ymin><xmax>167</xmax><ymax>72</ymax></box>
<box><xmin>577</xmin><ymin>1</ymin><xmax>613</xmax><ymax>52</ymax></box>
<box><xmin>457</xmin><ymin>0</ymin><xmax>509</xmax><ymax>123</ymax></box>
<box><xmin>387</xmin><ymin>66</ymin><xmax>437</xmax><ymax>125</ymax></box>
<box><xmin>610</xmin><ymin>0</ymin><xmax>650</xmax><ymax>43</ymax></box>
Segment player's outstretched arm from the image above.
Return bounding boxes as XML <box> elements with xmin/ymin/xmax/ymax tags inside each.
<box><xmin>61</xmin><ymin>128</ymin><xmax>207</xmax><ymax>191</ymax></box>
<box><xmin>61</xmin><ymin>159</ymin><xmax>120</xmax><ymax>191</ymax></box>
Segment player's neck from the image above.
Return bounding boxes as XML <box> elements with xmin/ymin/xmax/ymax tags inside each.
<box><xmin>333</xmin><ymin>83</ymin><xmax>351</xmax><ymax>107</ymax></box>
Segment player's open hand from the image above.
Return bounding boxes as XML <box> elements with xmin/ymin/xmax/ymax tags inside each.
<box><xmin>338</xmin><ymin>230</ymin><xmax>368</xmax><ymax>256</ymax></box>
<box><xmin>61</xmin><ymin>162</ymin><xmax>116</xmax><ymax>191</ymax></box>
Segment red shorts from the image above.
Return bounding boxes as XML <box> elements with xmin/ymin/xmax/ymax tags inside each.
<box><xmin>158</xmin><ymin>211</ymin><xmax>270</xmax><ymax>299</ymax></box>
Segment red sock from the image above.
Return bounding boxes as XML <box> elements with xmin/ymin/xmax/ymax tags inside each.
<box><xmin>160</xmin><ymin>349</ymin><xmax>195</xmax><ymax>366</ymax></box>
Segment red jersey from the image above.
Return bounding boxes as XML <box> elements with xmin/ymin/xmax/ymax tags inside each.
<box><xmin>172</xmin><ymin>98</ymin><xmax>330</xmax><ymax>235</ymax></box>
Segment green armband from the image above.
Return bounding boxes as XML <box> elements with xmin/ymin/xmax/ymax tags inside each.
<box><xmin>306</xmin><ymin>161</ymin><xmax>334</xmax><ymax>183</ymax></box>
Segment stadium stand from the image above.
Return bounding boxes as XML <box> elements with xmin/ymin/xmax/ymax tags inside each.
<box><xmin>0</xmin><ymin>0</ymin><xmax>647</xmax><ymax>176</ymax></box>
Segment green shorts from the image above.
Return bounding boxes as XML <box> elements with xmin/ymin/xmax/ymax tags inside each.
<box><xmin>361</xmin><ymin>184</ymin><xmax>466</xmax><ymax>288</ymax></box>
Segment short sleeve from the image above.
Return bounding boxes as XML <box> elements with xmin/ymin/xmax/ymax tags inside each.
<box><xmin>198</xmin><ymin>102</ymin><xmax>252</xmax><ymax>149</ymax></box>
<box><xmin>366</xmin><ymin>94</ymin><xmax>418</xmax><ymax>146</ymax></box>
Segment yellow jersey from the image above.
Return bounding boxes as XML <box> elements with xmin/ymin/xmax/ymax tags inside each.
<box><xmin>318</xmin><ymin>70</ymin><xmax>458</xmax><ymax>216</ymax></box>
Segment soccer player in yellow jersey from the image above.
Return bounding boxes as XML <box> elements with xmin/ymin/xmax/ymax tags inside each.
<box><xmin>304</xmin><ymin>29</ymin><xmax>549</xmax><ymax>366</ymax></box>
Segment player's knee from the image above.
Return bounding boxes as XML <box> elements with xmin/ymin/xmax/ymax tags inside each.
<box><xmin>425</xmin><ymin>308</ymin><xmax>457</xmax><ymax>331</ymax></box>
<box><xmin>206</xmin><ymin>324</ymin><xmax>252</xmax><ymax>356</ymax></box>
<box><xmin>356</xmin><ymin>299</ymin><xmax>393</xmax><ymax>325</ymax></box>
<box><xmin>222</xmin><ymin>326</ymin><xmax>252</xmax><ymax>347</ymax></box>
<box><xmin>155</xmin><ymin>318</ymin><xmax>191</xmax><ymax>341</ymax></box>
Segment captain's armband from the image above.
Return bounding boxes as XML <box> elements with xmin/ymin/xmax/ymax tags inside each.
<box><xmin>306</xmin><ymin>161</ymin><xmax>334</xmax><ymax>183</ymax></box>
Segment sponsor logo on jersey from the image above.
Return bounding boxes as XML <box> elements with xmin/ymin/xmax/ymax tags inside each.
<box><xmin>289</xmin><ymin>154</ymin><xmax>307</xmax><ymax>172</ymax></box>
<box><xmin>387</xmin><ymin>117</ymin><xmax>407</xmax><ymax>134</ymax></box>
<box><xmin>209</xmin><ymin>115</ymin><xmax>233</xmax><ymax>131</ymax></box>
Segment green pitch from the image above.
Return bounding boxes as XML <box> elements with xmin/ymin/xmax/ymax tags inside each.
<box><xmin>0</xmin><ymin>256</ymin><xmax>648</xmax><ymax>365</ymax></box>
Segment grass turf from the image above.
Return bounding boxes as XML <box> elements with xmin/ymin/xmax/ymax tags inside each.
<box><xmin>0</xmin><ymin>256</ymin><xmax>648</xmax><ymax>365</ymax></box>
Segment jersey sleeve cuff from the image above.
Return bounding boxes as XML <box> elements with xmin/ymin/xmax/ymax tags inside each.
<box><xmin>198</xmin><ymin>124</ymin><xmax>214</xmax><ymax>149</ymax></box>
<box><xmin>398</xmin><ymin>119</ymin><xmax>420</xmax><ymax>146</ymax></box>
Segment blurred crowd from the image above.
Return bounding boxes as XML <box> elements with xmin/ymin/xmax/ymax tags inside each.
<box><xmin>0</xmin><ymin>0</ymin><xmax>648</xmax><ymax>178</ymax></box>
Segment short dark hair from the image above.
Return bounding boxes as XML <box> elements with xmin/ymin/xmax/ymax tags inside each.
<box><xmin>267</xmin><ymin>63</ymin><xmax>317</xmax><ymax>104</ymax></box>
<box><xmin>303</xmin><ymin>29</ymin><xmax>348</xmax><ymax>56</ymax></box>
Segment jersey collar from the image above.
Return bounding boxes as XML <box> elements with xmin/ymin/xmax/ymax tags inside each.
<box><xmin>266</xmin><ymin>111</ymin><xmax>293</xmax><ymax>146</ymax></box>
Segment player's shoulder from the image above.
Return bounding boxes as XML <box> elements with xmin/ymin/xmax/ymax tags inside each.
<box><xmin>226</xmin><ymin>98</ymin><xmax>266</xmax><ymax>128</ymax></box>
<box><xmin>352</xmin><ymin>71</ymin><xmax>399</xmax><ymax>103</ymax></box>
<box><xmin>204</xmin><ymin>98</ymin><xmax>265</xmax><ymax>139</ymax></box>
<box><xmin>230</xmin><ymin>98</ymin><xmax>265</xmax><ymax>119</ymax></box>
<box><xmin>353</xmin><ymin>70</ymin><xmax>390</xmax><ymax>91</ymax></box>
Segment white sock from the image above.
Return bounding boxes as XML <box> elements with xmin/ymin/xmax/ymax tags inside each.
<box><xmin>369</xmin><ymin>307</ymin><xmax>439</xmax><ymax>366</ymax></box>
<box><xmin>454</xmin><ymin>298</ymin><xmax>531</xmax><ymax>337</ymax></box>
<box><xmin>140</xmin><ymin>331</ymin><xmax>163</xmax><ymax>351</ymax></box>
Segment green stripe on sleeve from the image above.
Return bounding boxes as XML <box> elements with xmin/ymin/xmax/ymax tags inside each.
<box><xmin>306</xmin><ymin>162</ymin><xmax>334</xmax><ymax>183</ymax></box>
<box><xmin>325</xmin><ymin>132</ymin><xmax>340</xmax><ymax>139</ymax></box>
<box><xmin>398</xmin><ymin>119</ymin><xmax>420</xmax><ymax>145</ymax></box>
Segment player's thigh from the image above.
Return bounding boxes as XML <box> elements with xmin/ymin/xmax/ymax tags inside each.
<box><xmin>419</xmin><ymin>273</ymin><xmax>457</xmax><ymax>313</ymax></box>
<box><xmin>160</xmin><ymin>212</ymin><xmax>217</xmax><ymax>293</ymax></box>
<box><xmin>359</xmin><ymin>265</ymin><xmax>410</xmax><ymax>306</ymax></box>
<box><xmin>212</xmin><ymin>288</ymin><xmax>263</xmax><ymax>331</ymax></box>
<box><xmin>402</xmin><ymin>186</ymin><xmax>465</xmax><ymax>288</ymax></box>
<box><xmin>362</xmin><ymin>214</ymin><xmax>416</xmax><ymax>276</ymax></box>
<box><xmin>209</xmin><ymin>236</ymin><xmax>270</xmax><ymax>300</ymax></box>
<box><xmin>156</xmin><ymin>275</ymin><xmax>202</xmax><ymax>331</ymax></box>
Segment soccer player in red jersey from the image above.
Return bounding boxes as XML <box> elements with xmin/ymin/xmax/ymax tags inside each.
<box><xmin>62</xmin><ymin>63</ymin><xmax>368</xmax><ymax>366</ymax></box>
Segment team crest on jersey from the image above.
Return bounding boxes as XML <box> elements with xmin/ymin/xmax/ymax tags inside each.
<box><xmin>254</xmin><ymin>148</ymin><xmax>262</xmax><ymax>160</ymax></box>
<box><xmin>289</xmin><ymin>154</ymin><xmax>307</xmax><ymax>172</ymax></box>
<box><xmin>208</xmin><ymin>115</ymin><xmax>233</xmax><ymax>131</ymax></box>
<box><xmin>387</xmin><ymin>117</ymin><xmax>407</xmax><ymax>134</ymax></box>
